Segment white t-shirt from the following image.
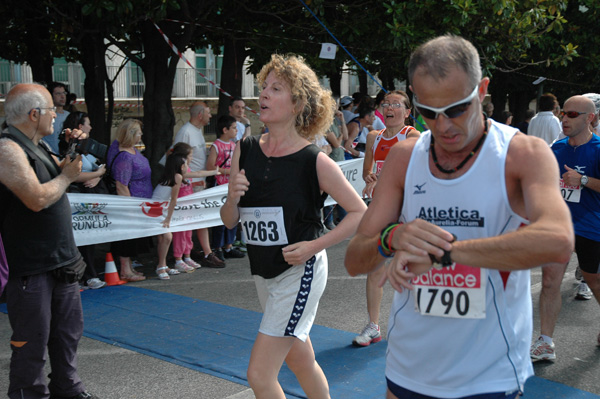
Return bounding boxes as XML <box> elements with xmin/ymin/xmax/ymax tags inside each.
<box><xmin>528</xmin><ymin>111</ymin><xmax>562</xmax><ymax>145</ymax></box>
<box><xmin>235</xmin><ymin>121</ymin><xmax>246</xmax><ymax>141</ymax></box>
<box><xmin>172</xmin><ymin>122</ymin><xmax>206</xmax><ymax>183</ymax></box>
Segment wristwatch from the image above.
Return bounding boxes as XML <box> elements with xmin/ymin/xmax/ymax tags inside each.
<box><xmin>429</xmin><ymin>234</ymin><xmax>457</xmax><ymax>270</ymax></box>
<box><xmin>581</xmin><ymin>175</ymin><xmax>589</xmax><ymax>187</ymax></box>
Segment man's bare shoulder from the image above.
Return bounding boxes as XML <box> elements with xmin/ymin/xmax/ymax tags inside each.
<box><xmin>0</xmin><ymin>138</ymin><xmax>26</xmax><ymax>163</ymax></box>
<box><xmin>387</xmin><ymin>135</ymin><xmax>419</xmax><ymax>162</ymax></box>
<box><xmin>507</xmin><ymin>132</ymin><xmax>555</xmax><ymax>163</ymax></box>
<box><xmin>0</xmin><ymin>138</ymin><xmax>29</xmax><ymax>183</ymax></box>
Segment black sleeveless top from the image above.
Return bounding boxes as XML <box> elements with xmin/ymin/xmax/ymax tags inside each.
<box><xmin>239</xmin><ymin>136</ymin><xmax>326</xmax><ymax>278</ymax></box>
<box><xmin>0</xmin><ymin>131</ymin><xmax>82</xmax><ymax>277</ymax></box>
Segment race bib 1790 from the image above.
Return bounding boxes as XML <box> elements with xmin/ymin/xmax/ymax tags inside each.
<box><xmin>239</xmin><ymin>207</ymin><xmax>289</xmax><ymax>246</ymax></box>
<box><xmin>412</xmin><ymin>264</ymin><xmax>486</xmax><ymax>319</ymax></box>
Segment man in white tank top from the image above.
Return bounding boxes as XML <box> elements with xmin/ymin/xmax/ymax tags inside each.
<box><xmin>345</xmin><ymin>35</ymin><xmax>573</xmax><ymax>399</ymax></box>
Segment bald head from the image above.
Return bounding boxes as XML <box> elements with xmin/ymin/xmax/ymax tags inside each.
<box><xmin>564</xmin><ymin>95</ymin><xmax>596</xmax><ymax>114</ymax></box>
<box><xmin>189</xmin><ymin>101</ymin><xmax>211</xmax><ymax>127</ymax></box>
<box><xmin>5</xmin><ymin>84</ymin><xmax>52</xmax><ymax>125</ymax></box>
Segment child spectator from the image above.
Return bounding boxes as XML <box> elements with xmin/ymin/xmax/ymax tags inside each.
<box><xmin>207</xmin><ymin>115</ymin><xmax>246</xmax><ymax>261</ymax></box>
<box><xmin>151</xmin><ymin>152</ymin><xmax>187</xmax><ymax>280</ymax></box>
<box><xmin>170</xmin><ymin>142</ymin><xmax>220</xmax><ymax>272</ymax></box>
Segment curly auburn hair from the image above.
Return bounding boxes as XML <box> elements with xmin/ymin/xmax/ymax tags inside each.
<box><xmin>256</xmin><ymin>54</ymin><xmax>335</xmax><ymax>141</ymax></box>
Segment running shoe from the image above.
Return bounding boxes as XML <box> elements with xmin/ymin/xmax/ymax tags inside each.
<box><xmin>184</xmin><ymin>258</ymin><xmax>202</xmax><ymax>269</ymax></box>
<box><xmin>224</xmin><ymin>248</ymin><xmax>246</xmax><ymax>259</ymax></box>
<box><xmin>174</xmin><ymin>261</ymin><xmax>195</xmax><ymax>273</ymax></box>
<box><xmin>575</xmin><ymin>282</ymin><xmax>593</xmax><ymax>300</ymax></box>
<box><xmin>530</xmin><ymin>337</ymin><xmax>556</xmax><ymax>361</ymax></box>
<box><xmin>575</xmin><ymin>266</ymin><xmax>583</xmax><ymax>281</ymax></box>
<box><xmin>86</xmin><ymin>278</ymin><xmax>106</xmax><ymax>290</ymax></box>
<box><xmin>352</xmin><ymin>322</ymin><xmax>382</xmax><ymax>347</ymax></box>
<box><xmin>233</xmin><ymin>240</ymin><xmax>247</xmax><ymax>253</ymax></box>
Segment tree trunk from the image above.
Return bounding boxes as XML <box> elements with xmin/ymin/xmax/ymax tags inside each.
<box><xmin>80</xmin><ymin>32</ymin><xmax>110</xmax><ymax>147</ymax></box>
<box><xmin>358</xmin><ymin>69</ymin><xmax>368</xmax><ymax>95</ymax></box>
<box><xmin>326</xmin><ymin>66</ymin><xmax>341</xmax><ymax>98</ymax></box>
<box><xmin>217</xmin><ymin>37</ymin><xmax>247</xmax><ymax>118</ymax></box>
<box><xmin>25</xmin><ymin>22</ymin><xmax>53</xmax><ymax>84</ymax></box>
<box><xmin>140</xmin><ymin>22</ymin><xmax>179</xmax><ymax>185</ymax></box>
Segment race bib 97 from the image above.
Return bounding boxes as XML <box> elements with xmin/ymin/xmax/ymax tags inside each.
<box><xmin>239</xmin><ymin>207</ymin><xmax>289</xmax><ymax>246</ymax></box>
<box><xmin>559</xmin><ymin>179</ymin><xmax>581</xmax><ymax>203</ymax></box>
<box><xmin>412</xmin><ymin>264</ymin><xmax>486</xmax><ymax>319</ymax></box>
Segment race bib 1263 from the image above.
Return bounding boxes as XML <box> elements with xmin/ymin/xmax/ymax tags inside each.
<box><xmin>412</xmin><ymin>263</ymin><xmax>486</xmax><ymax>319</ymax></box>
<box><xmin>239</xmin><ymin>207</ymin><xmax>289</xmax><ymax>246</ymax></box>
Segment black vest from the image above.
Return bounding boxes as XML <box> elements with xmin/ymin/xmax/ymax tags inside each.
<box><xmin>0</xmin><ymin>128</ymin><xmax>82</xmax><ymax>277</ymax></box>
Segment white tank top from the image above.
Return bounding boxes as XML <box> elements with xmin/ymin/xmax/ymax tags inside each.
<box><xmin>386</xmin><ymin>121</ymin><xmax>533</xmax><ymax>396</ymax></box>
<box><xmin>152</xmin><ymin>184</ymin><xmax>172</xmax><ymax>201</ymax></box>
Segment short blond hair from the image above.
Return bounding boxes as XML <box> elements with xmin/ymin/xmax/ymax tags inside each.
<box><xmin>116</xmin><ymin>119</ymin><xmax>143</xmax><ymax>148</ymax></box>
<box><xmin>257</xmin><ymin>54</ymin><xmax>335</xmax><ymax>141</ymax></box>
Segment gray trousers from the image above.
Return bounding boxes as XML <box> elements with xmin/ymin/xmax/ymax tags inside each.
<box><xmin>6</xmin><ymin>271</ymin><xmax>85</xmax><ymax>399</ymax></box>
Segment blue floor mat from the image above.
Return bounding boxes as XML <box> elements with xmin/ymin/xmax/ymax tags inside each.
<box><xmin>2</xmin><ymin>286</ymin><xmax>598</xmax><ymax>398</ymax></box>
<box><xmin>80</xmin><ymin>286</ymin><xmax>387</xmax><ymax>399</ymax></box>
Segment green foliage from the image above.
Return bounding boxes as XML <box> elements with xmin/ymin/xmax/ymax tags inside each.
<box><xmin>383</xmin><ymin>0</ymin><xmax>573</xmax><ymax>76</ymax></box>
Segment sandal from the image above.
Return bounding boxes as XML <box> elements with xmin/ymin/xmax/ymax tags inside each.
<box><xmin>120</xmin><ymin>273</ymin><xmax>146</xmax><ymax>282</ymax></box>
<box><xmin>156</xmin><ymin>267</ymin><xmax>170</xmax><ymax>280</ymax></box>
<box><xmin>167</xmin><ymin>268</ymin><xmax>180</xmax><ymax>275</ymax></box>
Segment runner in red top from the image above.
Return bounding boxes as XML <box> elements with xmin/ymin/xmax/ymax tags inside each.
<box><xmin>352</xmin><ymin>90</ymin><xmax>420</xmax><ymax>347</ymax></box>
<box><xmin>362</xmin><ymin>91</ymin><xmax>420</xmax><ymax>198</ymax></box>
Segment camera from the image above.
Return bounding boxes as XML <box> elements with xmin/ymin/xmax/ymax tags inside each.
<box><xmin>62</xmin><ymin>132</ymin><xmax>108</xmax><ymax>161</ymax></box>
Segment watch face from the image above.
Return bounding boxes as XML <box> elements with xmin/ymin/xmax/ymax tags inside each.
<box><xmin>581</xmin><ymin>175</ymin><xmax>589</xmax><ymax>186</ymax></box>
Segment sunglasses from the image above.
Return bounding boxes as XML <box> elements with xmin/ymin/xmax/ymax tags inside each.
<box><xmin>560</xmin><ymin>111</ymin><xmax>586</xmax><ymax>119</ymax></box>
<box><xmin>414</xmin><ymin>85</ymin><xmax>479</xmax><ymax>120</ymax></box>
<box><xmin>381</xmin><ymin>103</ymin><xmax>405</xmax><ymax>109</ymax></box>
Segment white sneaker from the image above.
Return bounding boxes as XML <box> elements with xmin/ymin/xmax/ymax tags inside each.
<box><xmin>576</xmin><ymin>282</ymin><xmax>593</xmax><ymax>300</ymax></box>
<box><xmin>530</xmin><ymin>337</ymin><xmax>556</xmax><ymax>361</ymax></box>
<box><xmin>352</xmin><ymin>322</ymin><xmax>382</xmax><ymax>347</ymax></box>
<box><xmin>86</xmin><ymin>278</ymin><xmax>106</xmax><ymax>289</ymax></box>
<box><xmin>174</xmin><ymin>261</ymin><xmax>195</xmax><ymax>273</ymax></box>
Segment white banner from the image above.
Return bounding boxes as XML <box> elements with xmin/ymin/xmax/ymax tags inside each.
<box><xmin>69</xmin><ymin>158</ymin><xmax>365</xmax><ymax>246</ymax></box>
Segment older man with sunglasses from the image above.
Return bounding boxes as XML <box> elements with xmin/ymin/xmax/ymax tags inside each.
<box><xmin>345</xmin><ymin>35</ymin><xmax>573</xmax><ymax>399</ymax></box>
<box><xmin>531</xmin><ymin>95</ymin><xmax>600</xmax><ymax>363</ymax></box>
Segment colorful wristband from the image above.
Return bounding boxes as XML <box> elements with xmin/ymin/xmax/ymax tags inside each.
<box><xmin>378</xmin><ymin>237</ymin><xmax>394</xmax><ymax>258</ymax></box>
<box><xmin>379</xmin><ymin>222</ymin><xmax>402</xmax><ymax>255</ymax></box>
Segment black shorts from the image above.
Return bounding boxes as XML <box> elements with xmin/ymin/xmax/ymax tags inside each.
<box><xmin>386</xmin><ymin>378</ymin><xmax>519</xmax><ymax>399</ymax></box>
<box><xmin>575</xmin><ymin>235</ymin><xmax>600</xmax><ymax>274</ymax></box>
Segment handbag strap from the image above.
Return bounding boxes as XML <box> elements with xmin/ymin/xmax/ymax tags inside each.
<box><xmin>108</xmin><ymin>150</ymin><xmax>127</xmax><ymax>175</ymax></box>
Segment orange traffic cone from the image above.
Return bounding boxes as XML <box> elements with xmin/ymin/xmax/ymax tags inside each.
<box><xmin>104</xmin><ymin>252</ymin><xmax>126</xmax><ymax>286</ymax></box>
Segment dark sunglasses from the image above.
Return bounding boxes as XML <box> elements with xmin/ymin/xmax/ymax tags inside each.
<box><xmin>414</xmin><ymin>85</ymin><xmax>479</xmax><ymax>120</ymax></box>
<box><xmin>560</xmin><ymin>111</ymin><xmax>586</xmax><ymax>119</ymax></box>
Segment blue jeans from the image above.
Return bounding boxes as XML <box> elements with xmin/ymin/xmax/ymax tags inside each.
<box><xmin>212</xmin><ymin>225</ymin><xmax>237</xmax><ymax>249</ymax></box>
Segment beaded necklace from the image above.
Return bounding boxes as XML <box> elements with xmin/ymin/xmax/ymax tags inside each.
<box><xmin>430</xmin><ymin>114</ymin><xmax>488</xmax><ymax>174</ymax></box>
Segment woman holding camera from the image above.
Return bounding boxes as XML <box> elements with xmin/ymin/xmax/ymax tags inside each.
<box><xmin>61</xmin><ymin>112</ymin><xmax>108</xmax><ymax>289</ymax></box>
<box><xmin>62</xmin><ymin>112</ymin><xmax>107</xmax><ymax>192</ymax></box>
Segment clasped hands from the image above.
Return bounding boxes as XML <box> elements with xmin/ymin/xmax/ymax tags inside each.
<box><xmin>379</xmin><ymin>219</ymin><xmax>454</xmax><ymax>293</ymax></box>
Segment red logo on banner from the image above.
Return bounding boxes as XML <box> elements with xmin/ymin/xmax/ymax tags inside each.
<box><xmin>140</xmin><ymin>202</ymin><xmax>168</xmax><ymax>218</ymax></box>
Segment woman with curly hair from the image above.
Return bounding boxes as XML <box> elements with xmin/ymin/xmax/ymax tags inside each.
<box><xmin>221</xmin><ymin>54</ymin><xmax>366</xmax><ymax>398</ymax></box>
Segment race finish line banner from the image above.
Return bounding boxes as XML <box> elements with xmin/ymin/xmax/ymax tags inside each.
<box><xmin>69</xmin><ymin>159</ymin><xmax>365</xmax><ymax>246</ymax></box>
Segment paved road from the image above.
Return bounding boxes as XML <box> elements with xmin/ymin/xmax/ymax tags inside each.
<box><xmin>1</xmin><ymin>240</ymin><xmax>599</xmax><ymax>398</ymax></box>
